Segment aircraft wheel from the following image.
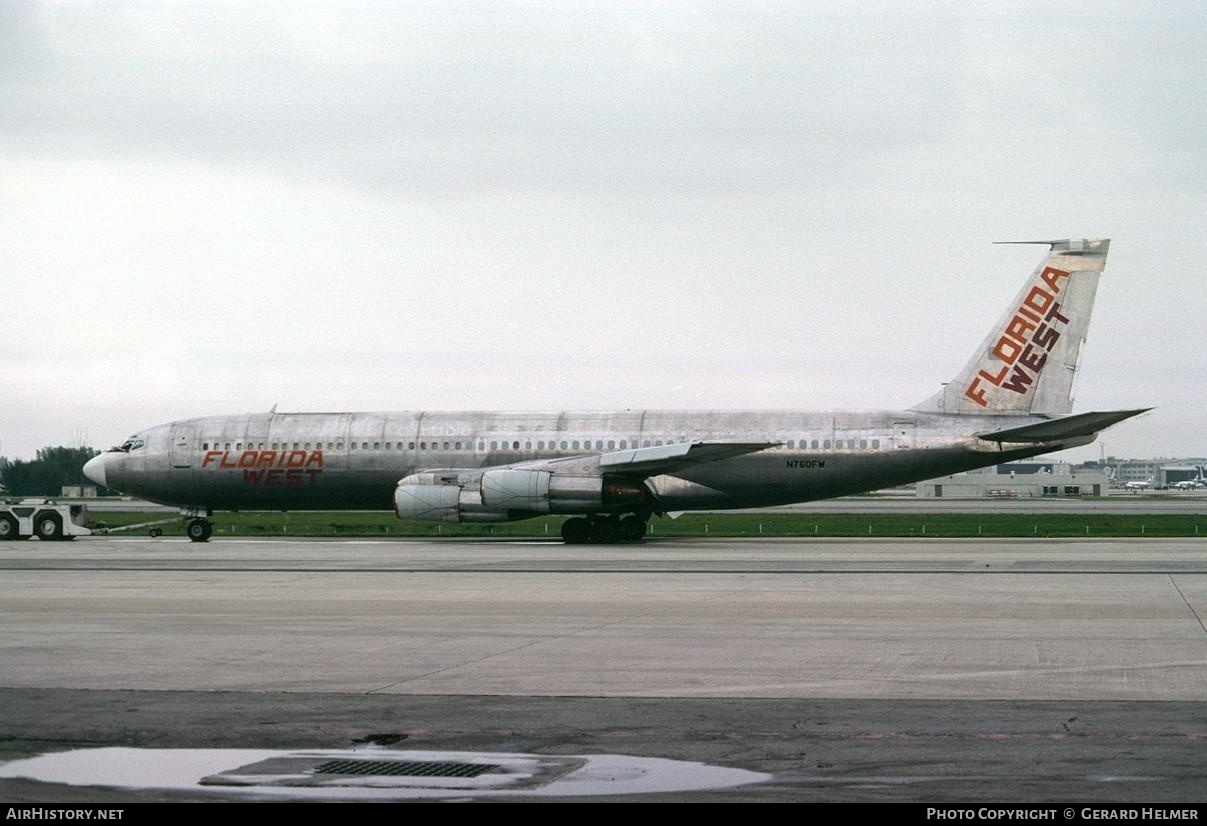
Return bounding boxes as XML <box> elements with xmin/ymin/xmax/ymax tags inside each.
<box><xmin>35</xmin><ymin>513</ymin><xmax>63</xmax><ymax>541</ymax></box>
<box><xmin>618</xmin><ymin>514</ymin><xmax>648</xmax><ymax>541</ymax></box>
<box><xmin>187</xmin><ymin>519</ymin><xmax>212</xmax><ymax>543</ymax></box>
<box><xmin>590</xmin><ymin>517</ymin><xmax>620</xmax><ymax>544</ymax></box>
<box><xmin>560</xmin><ymin>517</ymin><xmax>590</xmax><ymax>544</ymax></box>
<box><xmin>0</xmin><ymin>515</ymin><xmax>18</xmax><ymax>541</ymax></box>
<box><xmin>149</xmin><ymin>527</ymin><xmax>163</xmax><ymax>538</ymax></box>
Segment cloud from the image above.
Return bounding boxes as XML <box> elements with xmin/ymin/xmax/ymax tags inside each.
<box><xmin>0</xmin><ymin>2</ymin><xmax>1203</xmax><ymax>459</ymax></box>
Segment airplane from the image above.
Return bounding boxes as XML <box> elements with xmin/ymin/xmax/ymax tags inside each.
<box><xmin>1173</xmin><ymin>467</ymin><xmax>1205</xmax><ymax>490</ymax></box>
<box><xmin>81</xmin><ymin>238</ymin><xmax>1146</xmax><ymax>544</ymax></box>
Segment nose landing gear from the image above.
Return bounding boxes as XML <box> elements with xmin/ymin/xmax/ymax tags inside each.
<box><xmin>186</xmin><ymin>518</ymin><xmax>213</xmax><ymax>542</ymax></box>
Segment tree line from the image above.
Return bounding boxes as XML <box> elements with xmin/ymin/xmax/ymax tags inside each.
<box><xmin>0</xmin><ymin>446</ymin><xmax>111</xmax><ymax>497</ymax></box>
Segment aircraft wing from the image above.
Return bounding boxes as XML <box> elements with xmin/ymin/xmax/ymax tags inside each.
<box><xmin>979</xmin><ymin>408</ymin><xmax>1150</xmax><ymax>443</ymax></box>
<box><xmin>598</xmin><ymin>441</ymin><xmax>779</xmax><ymax>476</ymax></box>
<box><xmin>515</xmin><ymin>440</ymin><xmax>779</xmax><ymax>479</ymax></box>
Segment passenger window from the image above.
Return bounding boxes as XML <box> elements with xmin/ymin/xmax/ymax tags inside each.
<box><xmin>203</xmin><ymin>443</ymin><xmax>209</xmax><ymax>450</ymax></box>
<box><xmin>236</xmin><ymin>442</ymin><xmax>242</xmax><ymax>450</ymax></box>
<box><xmin>572</xmin><ymin>441</ymin><xmax>580</xmax><ymax>449</ymax></box>
<box><xmin>455</xmin><ymin>442</ymin><xmax>462</xmax><ymax>450</ymax></box>
<box><xmin>643</xmin><ymin>440</ymin><xmax>650</xmax><ymax>447</ymax></box>
<box><xmin>385</xmin><ymin>442</ymin><xmax>392</xmax><ymax>449</ymax></box>
<box><xmin>655</xmin><ymin>440</ymin><xmax>663</xmax><ymax>446</ymax></box>
<box><xmin>619</xmin><ymin>440</ymin><xmax>626</xmax><ymax>449</ymax></box>
<box><xmin>420</xmin><ymin>442</ymin><xmax>426</xmax><ymax>450</ymax></box>
<box><xmin>607</xmin><ymin>440</ymin><xmax>615</xmax><ymax>449</ymax></box>
<box><xmin>408</xmin><ymin>442</ymin><xmax>415</xmax><ymax>450</ymax></box>
<box><xmin>337</xmin><ymin>442</ymin><xmax>344</xmax><ymax>450</ymax></box>
<box><xmin>444</xmin><ymin>442</ymin><xmax>450</xmax><ymax>449</ymax></box>
<box><xmin>824</xmin><ymin>440</ymin><xmax>831</xmax><ymax>449</ymax></box>
<box><xmin>787</xmin><ymin>440</ymin><xmax>795</xmax><ymax>449</ymax></box>
<box><xmin>525</xmin><ymin>441</ymin><xmax>532</xmax><ymax>449</ymax></box>
<box><xmin>560</xmin><ymin>441</ymin><xmax>568</xmax><ymax>449</ymax></box>
<box><xmin>860</xmin><ymin>439</ymin><xmax>868</xmax><ymax>449</ymax></box>
<box><xmin>490</xmin><ymin>441</ymin><xmax>497</xmax><ymax>450</ymax></box>
<box><xmin>512</xmin><ymin>441</ymin><xmax>519</xmax><ymax>450</ymax></box>
<box><xmin>224</xmin><ymin>443</ymin><xmax>231</xmax><ymax>450</ymax></box>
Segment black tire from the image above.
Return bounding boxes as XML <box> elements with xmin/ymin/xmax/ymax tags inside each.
<box><xmin>149</xmin><ymin>527</ymin><xmax>162</xmax><ymax>538</ymax></box>
<box><xmin>618</xmin><ymin>514</ymin><xmax>648</xmax><ymax>541</ymax></box>
<box><xmin>590</xmin><ymin>517</ymin><xmax>620</xmax><ymax>544</ymax></box>
<box><xmin>187</xmin><ymin>519</ymin><xmax>211</xmax><ymax>543</ymax></box>
<box><xmin>0</xmin><ymin>515</ymin><xmax>18</xmax><ymax>541</ymax></box>
<box><xmin>560</xmin><ymin>517</ymin><xmax>590</xmax><ymax>544</ymax></box>
<box><xmin>35</xmin><ymin>513</ymin><xmax>63</xmax><ymax>541</ymax></box>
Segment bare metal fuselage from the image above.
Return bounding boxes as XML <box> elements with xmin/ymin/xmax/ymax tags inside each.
<box><xmin>100</xmin><ymin>408</ymin><xmax>1077</xmax><ymax>514</ymax></box>
<box><xmin>84</xmin><ymin>239</ymin><xmax>1127</xmax><ymax>528</ymax></box>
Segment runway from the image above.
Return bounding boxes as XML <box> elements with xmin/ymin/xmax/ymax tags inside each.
<box><xmin>3</xmin><ymin>536</ymin><xmax>1207</xmax><ymax>801</ymax></box>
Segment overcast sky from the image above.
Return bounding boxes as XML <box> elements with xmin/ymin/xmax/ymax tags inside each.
<box><xmin>2</xmin><ymin>1</ymin><xmax>1203</xmax><ymax>462</ymax></box>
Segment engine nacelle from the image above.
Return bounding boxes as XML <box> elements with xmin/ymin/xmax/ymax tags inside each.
<box><xmin>393</xmin><ymin>468</ymin><xmax>646</xmax><ymax>523</ymax></box>
<box><xmin>480</xmin><ymin>469</ymin><xmax>645</xmax><ymax>513</ymax></box>
<box><xmin>393</xmin><ymin>470</ymin><xmax>510</xmax><ymax>523</ymax></box>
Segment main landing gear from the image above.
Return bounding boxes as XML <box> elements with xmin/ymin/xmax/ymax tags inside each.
<box><xmin>560</xmin><ymin>513</ymin><xmax>649</xmax><ymax>544</ymax></box>
<box><xmin>186</xmin><ymin>518</ymin><xmax>213</xmax><ymax>543</ymax></box>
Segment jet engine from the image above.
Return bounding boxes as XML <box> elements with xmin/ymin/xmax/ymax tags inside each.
<box><xmin>393</xmin><ymin>468</ymin><xmax>645</xmax><ymax>523</ymax></box>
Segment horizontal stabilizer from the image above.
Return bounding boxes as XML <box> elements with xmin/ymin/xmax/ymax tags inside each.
<box><xmin>600</xmin><ymin>441</ymin><xmax>779</xmax><ymax>476</ymax></box>
<box><xmin>979</xmin><ymin>408</ymin><xmax>1150</xmax><ymax>443</ymax></box>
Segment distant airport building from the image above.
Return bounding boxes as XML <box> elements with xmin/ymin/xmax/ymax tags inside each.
<box><xmin>1105</xmin><ymin>459</ymin><xmax>1162</xmax><ymax>487</ymax></box>
<box><xmin>1161</xmin><ymin>464</ymin><xmax>1206</xmax><ymax>486</ymax></box>
<box><xmin>919</xmin><ymin>457</ymin><xmax>1207</xmax><ymax>496</ymax></box>
<box><xmin>917</xmin><ymin>462</ymin><xmax>1109</xmax><ymax>498</ymax></box>
<box><xmin>1095</xmin><ymin>457</ymin><xmax>1206</xmax><ymax>489</ymax></box>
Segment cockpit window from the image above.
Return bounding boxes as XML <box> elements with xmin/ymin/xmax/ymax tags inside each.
<box><xmin>109</xmin><ymin>437</ymin><xmax>146</xmax><ymax>453</ymax></box>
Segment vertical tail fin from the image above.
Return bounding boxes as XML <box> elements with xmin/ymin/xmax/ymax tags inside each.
<box><xmin>913</xmin><ymin>238</ymin><xmax>1109</xmax><ymax>416</ymax></box>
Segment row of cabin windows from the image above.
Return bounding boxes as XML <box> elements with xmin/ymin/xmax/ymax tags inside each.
<box><xmin>201</xmin><ymin>437</ymin><xmax>883</xmax><ymax>452</ymax></box>
<box><xmin>785</xmin><ymin>438</ymin><xmax>880</xmax><ymax>449</ymax></box>
<box><xmin>205</xmin><ymin>441</ymin><xmax>344</xmax><ymax>451</ymax></box>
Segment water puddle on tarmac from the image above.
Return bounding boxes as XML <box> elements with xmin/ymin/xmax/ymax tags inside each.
<box><xmin>0</xmin><ymin>747</ymin><xmax>769</xmax><ymax>800</ymax></box>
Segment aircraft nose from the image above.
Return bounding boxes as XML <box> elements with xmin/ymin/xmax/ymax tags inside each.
<box><xmin>83</xmin><ymin>454</ymin><xmax>108</xmax><ymax>487</ymax></box>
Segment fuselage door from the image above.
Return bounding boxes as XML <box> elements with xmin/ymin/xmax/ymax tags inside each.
<box><xmin>170</xmin><ymin>427</ymin><xmax>195</xmax><ymax>468</ymax></box>
<box><xmin>892</xmin><ymin>421</ymin><xmax>915</xmax><ymax>450</ymax></box>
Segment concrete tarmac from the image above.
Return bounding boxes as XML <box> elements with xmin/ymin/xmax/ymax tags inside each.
<box><xmin>3</xmin><ymin>536</ymin><xmax>1207</xmax><ymax>801</ymax></box>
